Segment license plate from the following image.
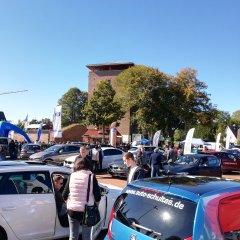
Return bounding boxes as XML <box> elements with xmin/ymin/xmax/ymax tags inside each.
<box><xmin>27</xmin><ymin>151</ymin><xmax>34</xmax><ymax>154</ymax></box>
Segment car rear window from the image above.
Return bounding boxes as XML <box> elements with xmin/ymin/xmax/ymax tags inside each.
<box><xmin>115</xmin><ymin>186</ymin><xmax>197</xmax><ymax>239</ymax></box>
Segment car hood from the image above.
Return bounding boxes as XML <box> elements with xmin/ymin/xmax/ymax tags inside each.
<box><xmin>65</xmin><ymin>154</ymin><xmax>79</xmax><ymax>162</ymax></box>
<box><xmin>30</xmin><ymin>151</ymin><xmax>52</xmax><ymax>159</ymax></box>
<box><xmin>163</xmin><ymin>164</ymin><xmax>198</xmax><ymax>174</ymax></box>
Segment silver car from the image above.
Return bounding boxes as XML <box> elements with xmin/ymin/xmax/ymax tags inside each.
<box><xmin>29</xmin><ymin>144</ymin><xmax>80</xmax><ymax>164</ymax></box>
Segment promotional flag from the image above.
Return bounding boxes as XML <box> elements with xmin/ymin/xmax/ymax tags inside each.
<box><xmin>184</xmin><ymin>128</ymin><xmax>195</xmax><ymax>154</ymax></box>
<box><xmin>8</xmin><ymin>130</ymin><xmax>14</xmax><ymax>139</ymax></box>
<box><xmin>152</xmin><ymin>130</ymin><xmax>161</xmax><ymax>147</ymax></box>
<box><xmin>36</xmin><ymin>123</ymin><xmax>42</xmax><ymax>142</ymax></box>
<box><xmin>53</xmin><ymin>105</ymin><xmax>62</xmax><ymax>138</ymax></box>
<box><xmin>225</xmin><ymin>127</ymin><xmax>231</xmax><ymax>149</ymax></box>
<box><xmin>216</xmin><ymin>133</ymin><xmax>221</xmax><ymax>151</ymax></box>
<box><xmin>23</xmin><ymin>114</ymin><xmax>29</xmax><ymax>131</ymax></box>
<box><xmin>225</xmin><ymin>126</ymin><xmax>237</xmax><ymax>149</ymax></box>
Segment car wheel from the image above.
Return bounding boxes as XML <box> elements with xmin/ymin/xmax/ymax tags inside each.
<box><xmin>44</xmin><ymin>159</ymin><xmax>53</xmax><ymax>164</ymax></box>
<box><xmin>0</xmin><ymin>228</ymin><xmax>7</xmax><ymax>240</ymax></box>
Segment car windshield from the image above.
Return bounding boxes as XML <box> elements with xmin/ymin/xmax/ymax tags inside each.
<box><xmin>44</xmin><ymin>145</ymin><xmax>62</xmax><ymax>152</ymax></box>
<box><xmin>115</xmin><ymin>187</ymin><xmax>197</xmax><ymax>239</ymax></box>
<box><xmin>176</xmin><ymin>155</ymin><xmax>199</xmax><ymax>165</ymax></box>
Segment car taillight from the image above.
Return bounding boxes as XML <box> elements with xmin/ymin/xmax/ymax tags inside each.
<box><xmin>21</xmin><ymin>149</ymin><xmax>27</xmax><ymax>152</ymax></box>
<box><xmin>184</xmin><ymin>237</ymin><xmax>192</xmax><ymax>240</ymax></box>
<box><xmin>107</xmin><ymin>208</ymin><xmax>115</xmax><ymax>240</ymax></box>
<box><xmin>36</xmin><ymin>150</ymin><xmax>41</xmax><ymax>152</ymax></box>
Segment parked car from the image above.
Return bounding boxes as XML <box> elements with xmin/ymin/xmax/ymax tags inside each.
<box><xmin>29</xmin><ymin>144</ymin><xmax>80</xmax><ymax>164</ymax></box>
<box><xmin>162</xmin><ymin>154</ymin><xmax>222</xmax><ymax>177</ymax></box>
<box><xmin>128</xmin><ymin>145</ymin><xmax>159</xmax><ymax>158</ymax></box>
<box><xmin>106</xmin><ymin>175</ymin><xmax>240</xmax><ymax>240</ymax></box>
<box><xmin>207</xmin><ymin>151</ymin><xmax>240</xmax><ymax>173</ymax></box>
<box><xmin>20</xmin><ymin>143</ymin><xmax>42</xmax><ymax>159</ymax></box>
<box><xmin>108</xmin><ymin>159</ymin><xmax>128</xmax><ymax>178</ymax></box>
<box><xmin>64</xmin><ymin>147</ymin><xmax>125</xmax><ymax>169</ymax></box>
<box><xmin>0</xmin><ymin>164</ymin><xmax>121</xmax><ymax>240</ymax></box>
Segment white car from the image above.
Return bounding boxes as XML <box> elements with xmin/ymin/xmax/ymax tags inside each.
<box><xmin>0</xmin><ymin>163</ymin><xmax>121</xmax><ymax>240</ymax></box>
<box><xmin>64</xmin><ymin>147</ymin><xmax>125</xmax><ymax>169</ymax></box>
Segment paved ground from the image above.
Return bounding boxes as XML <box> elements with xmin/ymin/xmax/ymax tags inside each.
<box><xmin>96</xmin><ymin>171</ymin><xmax>240</xmax><ymax>189</ymax></box>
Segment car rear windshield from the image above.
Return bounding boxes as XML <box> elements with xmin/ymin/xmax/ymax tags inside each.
<box><xmin>115</xmin><ymin>186</ymin><xmax>197</xmax><ymax>239</ymax></box>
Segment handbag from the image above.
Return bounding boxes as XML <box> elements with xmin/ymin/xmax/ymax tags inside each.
<box><xmin>83</xmin><ymin>174</ymin><xmax>101</xmax><ymax>227</ymax></box>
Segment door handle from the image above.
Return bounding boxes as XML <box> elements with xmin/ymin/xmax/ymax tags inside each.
<box><xmin>2</xmin><ymin>206</ymin><xmax>17</xmax><ymax>211</ymax></box>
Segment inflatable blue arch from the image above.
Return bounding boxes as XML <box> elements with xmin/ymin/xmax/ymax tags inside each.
<box><xmin>0</xmin><ymin>121</ymin><xmax>32</xmax><ymax>143</ymax></box>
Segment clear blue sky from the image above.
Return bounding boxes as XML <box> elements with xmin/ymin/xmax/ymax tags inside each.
<box><xmin>0</xmin><ymin>0</ymin><xmax>239</xmax><ymax>124</ymax></box>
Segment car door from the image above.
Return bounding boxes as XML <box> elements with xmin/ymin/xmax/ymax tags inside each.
<box><xmin>59</xmin><ymin>146</ymin><xmax>80</xmax><ymax>163</ymax></box>
<box><xmin>0</xmin><ymin>171</ymin><xmax>56</xmax><ymax>240</ymax></box>
<box><xmin>198</xmin><ymin>156</ymin><xmax>222</xmax><ymax>177</ymax></box>
<box><xmin>90</xmin><ymin>185</ymin><xmax>108</xmax><ymax>240</ymax></box>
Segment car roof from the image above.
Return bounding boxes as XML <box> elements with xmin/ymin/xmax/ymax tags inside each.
<box><xmin>101</xmin><ymin>147</ymin><xmax>123</xmax><ymax>151</ymax></box>
<box><xmin>184</xmin><ymin>153</ymin><xmax>216</xmax><ymax>157</ymax></box>
<box><xmin>129</xmin><ymin>176</ymin><xmax>240</xmax><ymax>200</ymax></box>
<box><xmin>0</xmin><ymin>164</ymin><xmax>72</xmax><ymax>173</ymax></box>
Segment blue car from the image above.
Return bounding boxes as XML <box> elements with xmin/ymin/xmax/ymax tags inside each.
<box><xmin>105</xmin><ymin>176</ymin><xmax>240</xmax><ymax>240</ymax></box>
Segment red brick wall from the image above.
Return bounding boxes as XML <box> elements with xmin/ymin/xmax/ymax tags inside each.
<box><xmin>88</xmin><ymin>70</ymin><xmax>131</xmax><ymax>136</ymax></box>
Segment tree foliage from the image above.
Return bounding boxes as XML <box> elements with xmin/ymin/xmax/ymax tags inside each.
<box><xmin>230</xmin><ymin>110</ymin><xmax>240</xmax><ymax>126</ymax></box>
<box><xmin>113</xmin><ymin>65</ymin><xmax>217</xmax><ymax>141</ymax></box>
<box><xmin>58</xmin><ymin>87</ymin><xmax>88</xmax><ymax>127</ymax></box>
<box><xmin>83</xmin><ymin>80</ymin><xmax>124</xmax><ymax>143</ymax></box>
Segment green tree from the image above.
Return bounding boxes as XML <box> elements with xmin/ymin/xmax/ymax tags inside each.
<box><xmin>58</xmin><ymin>88</ymin><xmax>88</xmax><ymax>127</ymax></box>
<box><xmin>113</xmin><ymin>65</ymin><xmax>171</xmax><ymax>138</ymax></box>
<box><xmin>230</xmin><ymin>110</ymin><xmax>240</xmax><ymax>126</ymax></box>
<box><xmin>83</xmin><ymin>80</ymin><xmax>124</xmax><ymax>143</ymax></box>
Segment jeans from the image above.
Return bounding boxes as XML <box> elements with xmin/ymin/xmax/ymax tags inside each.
<box><xmin>68</xmin><ymin>215</ymin><xmax>92</xmax><ymax>240</ymax></box>
<box><xmin>151</xmin><ymin>165</ymin><xmax>161</xmax><ymax>178</ymax></box>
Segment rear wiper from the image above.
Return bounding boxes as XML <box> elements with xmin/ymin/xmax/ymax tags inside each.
<box><xmin>132</xmin><ymin>222</ymin><xmax>162</xmax><ymax>239</ymax></box>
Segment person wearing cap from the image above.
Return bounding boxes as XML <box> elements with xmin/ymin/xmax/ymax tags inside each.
<box><xmin>149</xmin><ymin>148</ymin><xmax>164</xmax><ymax>177</ymax></box>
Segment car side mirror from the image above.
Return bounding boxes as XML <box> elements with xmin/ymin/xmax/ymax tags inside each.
<box><xmin>100</xmin><ymin>187</ymin><xmax>109</xmax><ymax>196</ymax></box>
<box><xmin>59</xmin><ymin>149</ymin><xmax>64</xmax><ymax>154</ymax></box>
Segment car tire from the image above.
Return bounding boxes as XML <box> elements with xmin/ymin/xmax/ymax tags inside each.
<box><xmin>0</xmin><ymin>228</ymin><xmax>7</xmax><ymax>240</ymax></box>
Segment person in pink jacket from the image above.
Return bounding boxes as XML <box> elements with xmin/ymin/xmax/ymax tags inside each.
<box><xmin>67</xmin><ymin>156</ymin><xmax>101</xmax><ymax>240</ymax></box>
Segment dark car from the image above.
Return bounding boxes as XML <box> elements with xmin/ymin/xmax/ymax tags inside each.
<box><xmin>162</xmin><ymin>154</ymin><xmax>222</xmax><ymax>177</ymax></box>
<box><xmin>106</xmin><ymin>176</ymin><xmax>240</xmax><ymax>240</ymax></box>
<box><xmin>20</xmin><ymin>144</ymin><xmax>42</xmax><ymax>160</ymax></box>
<box><xmin>28</xmin><ymin>144</ymin><xmax>80</xmax><ymax>164</ymax></box>
<box><xmin>207</xmin><ymin>151</ymin><xmax>240</xmax><ymax>173</ymax></box>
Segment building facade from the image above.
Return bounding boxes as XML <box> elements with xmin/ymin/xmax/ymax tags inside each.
<box><xmin>86</xmin><ymin>62</ymin><xmax>134</xmax><ymax>143</ymax></box>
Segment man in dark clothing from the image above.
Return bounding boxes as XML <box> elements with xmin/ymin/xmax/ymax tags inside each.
<box><xmin>8</xmin><ymin>140</ymin><xmax>15</xmax><ymax>160</ymax></box>
<box><xmin>123</xmin><ymin>152</ymin><xmax>145</xmax><ymax>184</ymax></box>
<box><xmin>149</xmin><ymin>148</ymin><xmax>164</xmax><ymax>177</ymax></box>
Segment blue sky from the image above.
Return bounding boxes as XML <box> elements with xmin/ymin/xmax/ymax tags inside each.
<box><xmin>0</xmin><ymin>0</ymin><xmax>239</xmax><ymax>123</ymax></box>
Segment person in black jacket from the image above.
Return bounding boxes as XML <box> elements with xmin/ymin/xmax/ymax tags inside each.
<box><xmin>149</xmin><ymin>148</ymin><xmax>164</xmax><ymax>177</ymax></box>
<box><xmin>123</xmin><ymin>152</ymin><xmax>145</xmax><ymax>184</ymax></box>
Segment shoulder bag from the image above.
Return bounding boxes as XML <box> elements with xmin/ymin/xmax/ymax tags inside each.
<box><xmin>83</xmin><ymin>174</ymin><xmax>101</xmax><ymax>227</ymax></box>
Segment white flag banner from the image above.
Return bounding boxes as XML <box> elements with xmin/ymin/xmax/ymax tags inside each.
<box><xmin>216</xmin><ymin>133</ymin><xmax>221</xmax><ymax>151</ymax></box>
<box><xmin>225</xmin><ymin>127</ymin><xmax>231</xmax><ymax>149</ymax></box>
<box><xmin>8</xmin><ymin>130</ymin><xmax>14</xmax><ymax>139</ymax></box>
<box><xmin>53</xmin><ymin>105</ymin><xmax>62</xmax><ymax>138</ymax></box>
<box><xmin>184</xmin><ymin>128</ymin><xmax>195</xmax><ymax>154</ymax></box>
<box><xmin>152</xmin><ymin>130</ymin><xmax>161</xmax><ymax>147</ymax></box>
<box><xmin>225</xmin><ymin>126</ymin><xmax>237</xmax><ymax>149</ymax></box>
